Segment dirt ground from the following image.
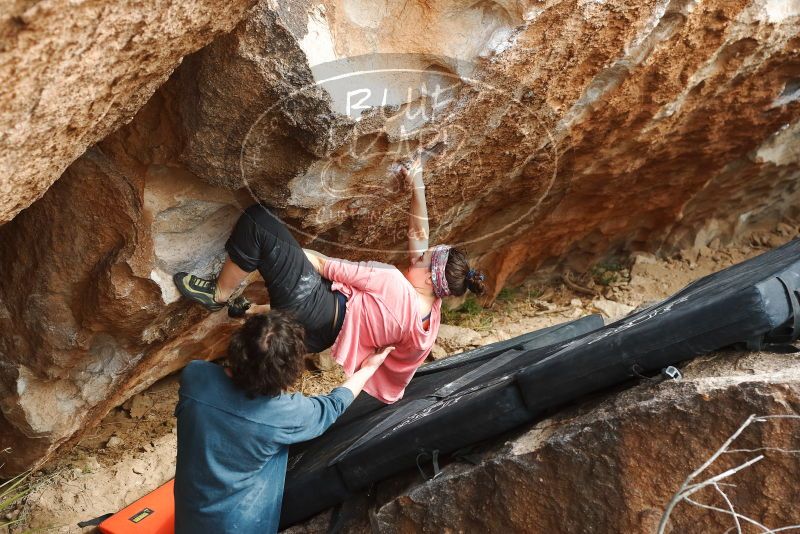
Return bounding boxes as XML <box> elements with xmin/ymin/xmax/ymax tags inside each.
<box><xmin>7</xmin><ymin>220</ymin><xmax>800</xmax><ymax>533</ymax></box>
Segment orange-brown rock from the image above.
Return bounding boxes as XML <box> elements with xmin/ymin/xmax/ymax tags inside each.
<box><xmin>284</xmin><ymin>351</ymin><xmax>800</xmax><ymax>533</ymax></box>
<box><xmin>0</xmin><ymin>84</ymin><xmax>245</xmax><ymax>474</ymax></box>
<box><xmin>0</xmin><ymin>0</ymin><xmax>257</xmax><ymax>224</ymax></box>
<box><xmin>172</xmin><ymin>0</ymin><xmax>800</xmax><ymax>291</ymax></box>
<box><xmin>1</xmin><ymin>0</ymin><xmax>800</xmax><ymax>474</ymax></box>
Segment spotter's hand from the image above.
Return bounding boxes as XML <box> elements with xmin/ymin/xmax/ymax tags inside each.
<box><xmin>360</xmin><ymin>346</ymin><xmax>394</xmax><ymax>370</ymax></box>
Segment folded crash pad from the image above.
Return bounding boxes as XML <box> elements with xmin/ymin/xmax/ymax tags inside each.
<box><xmin>281</xmin><ymin>239</ymin><xmax>800</xmax><ymax>528</ymax></box>
<box><xmin>281</xmin><ymin>314</ymin><xmax>605</xmax><ymax>526</ymax></box>
<box><xmin>517</xmin><ymin>238</ymin><xmax>800</xmax><ymax>414</ymax></box>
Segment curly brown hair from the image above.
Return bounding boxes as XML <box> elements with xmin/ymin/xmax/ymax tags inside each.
<box><xmin>226</xmin><ymin>311</ymin><xmax>306</xmax><ymax>397</ymax></box>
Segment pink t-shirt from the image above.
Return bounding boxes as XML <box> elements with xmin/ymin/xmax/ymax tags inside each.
<box><xmin>324</xmin><ymin>258</ymin><xmax>441</xmax><ymax>403</ymax></box>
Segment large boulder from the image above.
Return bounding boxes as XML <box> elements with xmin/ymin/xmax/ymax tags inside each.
<box><xmin>0</xmin><ymin>85</ymin><xmax>244</xmax><ymax>474</ymax></box>
<box><xmin>168</xmin><ymin>0</ymin><xmax>800</xmax><ymax>284</ymax></box>
<box><xmin>170</xmin><ymin>0</ymin><xmax>800</xmax><ymax>287</ymax></box>
<box><xmin>285</xmin><ymin>350</ymin><xmax>800</xmax><ymax>533</ymax></box>
<box><xmin>0</xmin><ymin>0</ymin><xmax>257</xmax><ymax>224</ymax></box>
<box><xmin>1</xmin><ymin>0</ymin><xmax>800</xmax><ymax>473</ymax></box>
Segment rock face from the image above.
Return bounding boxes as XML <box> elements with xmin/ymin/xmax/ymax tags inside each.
<box><xmin>432</xmin><ymin>324</ymin><xmax>483</xmax><ymax>354</ymax></box>
<box><xmin>285</xmin><ymin>351</ymin><xmax>800</xmax><ymax>533</ymax></box>
<box><xmin>175</xmin><ymin>0</ymin><xmax>800</xmax><ymax>282</ymax></box>
<box><xmin>0</xmin><ymin>0</ymin><xmax>257</xmax><ymax>224</ymax></box>
<box><xmin>0</xmin><ymin>85</ymin><xmax>245</xmax><ymax>474</ymax></box>
<box><xmin>1</xmin><ymin>0</ymin><xmax>800</xmax><ymax>473</ymax></box>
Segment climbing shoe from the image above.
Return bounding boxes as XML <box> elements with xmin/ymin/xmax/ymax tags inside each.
<box><xmin>227</xmin><ymin>295</ymin><xmax>251</xmax><ymax>318</ymax></box>
<box><xmin>173</xmin><ymin>272</ymin><xmax>225</xmax><ymax>312</ymax></box>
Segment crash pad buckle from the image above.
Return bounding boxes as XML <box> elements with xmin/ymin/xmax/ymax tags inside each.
<box><xmin>416</xmin><ymin>449</ymin><xmax>442</xmax><ymax>481</ymax></box>
<box><xmin>661</xmin><ymin>366</ymin><xmax>682</xmax><ymax>381</ymax></box>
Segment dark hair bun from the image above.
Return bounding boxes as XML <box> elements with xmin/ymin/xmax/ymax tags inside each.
<box><xmin>465</xmin><ymin>269</ymin><xmax>486</xmax><ymax>296</ymax></box>
<box><xmin>444</xmin><ymin>248</ymin><xmax>487</xmax><ymax>297</ymax></box>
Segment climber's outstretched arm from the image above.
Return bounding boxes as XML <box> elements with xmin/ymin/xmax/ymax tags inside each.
<box><xmin>401</xmin><ymin>160</ymin><xmax>429</xmax><ymax>264</ymax></box>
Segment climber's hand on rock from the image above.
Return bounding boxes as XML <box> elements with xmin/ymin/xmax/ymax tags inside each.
<box><xmin>397</xmin><ymin>164</ymin><xmax>411</xmax><ymax>184</ymax></box>
<box><xmin>397</xmin><ymin>158</ymin><xmax>422</xmax><ymax>187</ymax></box>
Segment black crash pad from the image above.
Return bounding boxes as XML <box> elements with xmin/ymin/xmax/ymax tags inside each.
<box><xmin>281</xmin><ymin>314</ymin><xmax>604</xmax><ymax>526</ymax></box>
<box><xmin>280</xmin><ymin>239</ymin><xmax>800</xmax><ymax>528</ymax></box>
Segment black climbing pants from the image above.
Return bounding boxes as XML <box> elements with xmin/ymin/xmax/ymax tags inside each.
<box><xmin>225</xmin><ymin>204</ymin><xmax>345</xmax><ymax>353</ymax></box>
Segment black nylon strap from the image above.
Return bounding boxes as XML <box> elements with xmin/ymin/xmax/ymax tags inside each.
<box><xmin>416</xmin><ymin>449</ymin><xmax>441</xmax><ymax>481</ymax></box>
<box><xmin>432</xmin><ymin>349</ymin><xmax>524</xmax><ymax>398</ymax></box>
<box><xmin>77</xmin><ymin>513</ymin><xmax>113</xmax><ymax>528</ymax></box>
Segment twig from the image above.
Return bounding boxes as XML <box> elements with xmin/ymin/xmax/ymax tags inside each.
<box><xmin>684</xmin><ymin>496</ymin><xmax>770</xmax><ymax>532</ymax></box>
<box><xmin>561</xmin><ymin>272</ymin><xmax>598</xmax><ymax>297</ymax></box>
<box><xmin>659</xmin><ymin>414</ymin><xmax>758</xmax><ymax>532</ymax></box>
<box><xmin>533</xmin><ymin>306</ymin><xmax>572</xmax><ymax>316</ymax></box>
<box><xmin>725</xmin><ymin>447</ymin><xmax>800</xmax><ymax>455</ymax></box>
<box><xmin>714</xmin><ymin>483</ymin><xmax>742</xmax><ymax>534</ymax></box>
<box><xmin>658</xmin><ymin>413</ymin><xmax>800</xmax><ymax>534</ymax></box>
<box><xmin>677</xmin><ymin>455</ymin><xmax>764</xmax><ymax>502</ymax></box>
<box><xmin>688</xmin><ymin>414</ymin><xmax>757</xmax><ymax>481</ymax></box>
<box><xmin>754</xmin><ymin>415</ymin><xmax>800</xmax><ymax>422</ymax></box>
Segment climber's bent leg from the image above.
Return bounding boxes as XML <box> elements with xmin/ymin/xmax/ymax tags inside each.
<box><xmin>224</xmin><ymin>204</ymin><xmax>340</xmax><ymax>352</ymax></box>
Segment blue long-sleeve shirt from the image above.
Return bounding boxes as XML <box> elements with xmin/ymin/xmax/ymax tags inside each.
<box><xmin>174</xmin><ymin>360</ymin><xmax>354</xmax><ymax>534</ymax></box>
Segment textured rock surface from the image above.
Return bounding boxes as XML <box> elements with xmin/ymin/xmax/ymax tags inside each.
<box><xmin>2</xmin><ymin>0</ymin><xmax>800</xmax><ymax>473</ymax></box>
<box><xmin>285</xmin><ymin>351</ymin><xmax>800</xmax><ymax>533</ymax></box>
<box><xmin>433</xmin><ymin>324</ymin><xmax>483</xmax><ymax>353</ymax></box>
<box><xmin>173</xmin><ymin>0</ymin><xmax>800</xmax><ymax>288</ymax></box>
<box><xmin>0</xmin><ymin>84</ymin><xmax>245</xmax><ymax>474</ymax></box>
<box><xmin>0</xmin><ymin>0</ymin><xmax>257</xmax><ymax>223</ymax></box>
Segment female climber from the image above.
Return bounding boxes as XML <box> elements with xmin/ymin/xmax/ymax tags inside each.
<box><xmin>173</xmin><ymin>151</ymin><xmax>486</xmax><ymax>403</ymax></box>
